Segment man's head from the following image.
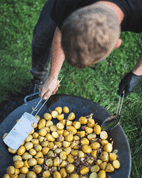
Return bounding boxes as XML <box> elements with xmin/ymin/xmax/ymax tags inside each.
<box><xmin>61</xmin><ymin>2</ymin><xmax>121</xmax><ymax>68</ymax></box>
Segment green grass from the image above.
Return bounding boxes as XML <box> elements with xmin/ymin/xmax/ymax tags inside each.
<box><xmin>0</xmin><ymin>0</ymin><xmax>142</xmax><ymax>177</ymax></box>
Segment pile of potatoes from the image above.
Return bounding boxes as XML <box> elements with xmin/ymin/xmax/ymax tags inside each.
<box><xmin>3</xmin><ymin>106</ymin><xmax>120</xmax><ymax>178</ymax></box>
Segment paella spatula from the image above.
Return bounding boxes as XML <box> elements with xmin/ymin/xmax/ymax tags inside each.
<box><xmin>3</xmin><ymin>76</ymin><xmax>62</xmax><ymax>150</ymax></box>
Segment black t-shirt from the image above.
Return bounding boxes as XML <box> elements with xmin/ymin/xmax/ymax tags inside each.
<box><xmin>50</xmin><ymin>0</ymin><xmax>142</xmax><ymax>33</ymax></box>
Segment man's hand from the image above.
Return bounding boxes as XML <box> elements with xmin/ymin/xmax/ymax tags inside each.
<box><xmin>41</xmin><ymin>75</ymin><xmax>60</xmax><ymax>100</ymax></box>
<box><xmin>118</xmin><ymin>71</ymin><xmax>141</xmax><ymax>97</ymax></box>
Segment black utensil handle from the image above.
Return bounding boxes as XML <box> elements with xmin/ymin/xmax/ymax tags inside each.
<box><xmin>24</xmin><ymin>92</ymin><xmax>41</xmax><ymax>103</ymax></box>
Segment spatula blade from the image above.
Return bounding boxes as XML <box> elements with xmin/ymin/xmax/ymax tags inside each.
<box><xmin>3</xmin><ymin>112</ymin><xmax>38</xmax><ymax>150</ymax></box>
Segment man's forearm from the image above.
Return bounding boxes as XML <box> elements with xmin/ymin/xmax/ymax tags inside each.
<box><xmin>49</xmin><ymin>27</ymin><xmax>65</xmax><ymax>78</ymax></box>
<box><xmin>132</xmin><ymin>52</ymin><xmax>142</xmax><ymax>76</ymax></box>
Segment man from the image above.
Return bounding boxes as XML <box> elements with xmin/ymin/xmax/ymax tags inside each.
<box><xmin>29</xmin><ymin>0</ymin><xmax>142</xmax><ymax>100</ymax></box>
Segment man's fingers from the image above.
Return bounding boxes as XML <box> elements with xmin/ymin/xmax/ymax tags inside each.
<box><xmin>42</xmin><ymin>90</ymin><xmax>52</xmax><ymax>100</ymax></box>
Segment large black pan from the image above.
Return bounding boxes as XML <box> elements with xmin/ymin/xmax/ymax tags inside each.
<box><xmin>0</xmin><ymin>94</ymin><xmax>131</xmax><ymax>177</ymax></box>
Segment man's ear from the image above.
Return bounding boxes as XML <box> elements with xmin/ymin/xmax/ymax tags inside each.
<box><xmin>114</xmin><ymin>39</ymin><xmax>122</xmax><ymax>49</ymax></box>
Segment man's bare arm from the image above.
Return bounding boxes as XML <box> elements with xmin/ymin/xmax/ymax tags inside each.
<box><xmin>41</xmin><ymin>27</ymin><xmax>65</xmax><ymax>98</ymax></box>
<box><xmin>132</xmin><ymin>52</ymin><xmax>142</xmax><ymax>76</ymax></box>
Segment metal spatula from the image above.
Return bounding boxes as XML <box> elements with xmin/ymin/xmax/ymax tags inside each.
<box><xmin>3</xmin><ymin>76</ymin><xmax>62</xmax><ymax>150</ymax></box>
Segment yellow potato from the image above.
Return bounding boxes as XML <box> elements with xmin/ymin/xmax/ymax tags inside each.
<box><xmin>96</xmin><ymin>159</ymin><xmax>102</xmax><ymax>166</ymax></box>
<box><xmin>39</xmin><ymin>128</ymin><xmax>47</xmax><ymax>136</ymax></box>
<box><xmin>52</xmin><ymin>131</ymin><xmax>59</xmax><ymax>138</ymax></box>
<box><xmin>38</xmin><ymin>119</ymin><xmax>46</xmax><ymax>129</ymax></box>
<box><xmin>6</xmin><ymin>166</ymin><xmax>15</xmax><ymax>175</ymax></box>
<box><xmin>14</xmin><ymin>160</ymin><xmax>24</xmax><ymax>169</ymax></box>
<box><xmin>14</xmin><ymin>168</ymin><xmax>20</xmax><ymax>175</ymax></box>
<box><xmin>54</xmin><ymin>157</ymin><xmax>60</xmax><ymax>166</ymax></box>
<box><xmin>8</xmin><ymin>148</ymin><xmax>17</xmax><ymax>154</ymax></box>
<box><xmin>97</xmin><ymin>170</ymin><xmax>106</xmax><ymax>178</ymax></box>
<box><xmin>103</xmin><ymin>143</ymin><xmax>113</xmax><ymax>152</ymax></box>
<box><xmin>13</xmin><ymin>155</ymin><xmax>22</xmax><ymax>162</ymax></box>
<box><xmin>35</xmin><ymin>151</ymin><xmax>43</xmax><ymax>158</ymax></box>
<box><xmin>65</xmin><ymin>134</ymin><xmax>73</xmax><ymax>142</ymax></box>
<box><xmin>100</xmin><ymin>151</ymin><xmax>109</xmax><ymax>162</ymax></box>
<box><xmin>105</xmin><ymin>163</ymin><xmax>114</xmax><ymax>172</ymax></box>
<box><xmin>42</xmin><ymin>170</ymin><xmax>50</xmax><ymax>177</ymax></box>
<box><xmin>67</xmin><ymin>112</ymin><xmax>75</xmax><ymax>121</ymax></box>
<box><xmin>63</xmin><ymin>141</ymin><xmax>71</xmax><ymax>148</ymax></box>
<box><xmin>37</xmin><ymin>158</ymin><xmax>44</xmax><ymax>165</ymax></box>
<box><xmin>87</xmin><ymin>133</ymin><xmax>96</xmax><ymax>141</ymax></box>
<box><xmin>100</xmin><ymin>131</ymin><xmax>108</xmax><ymax>140</ymax></box>
<box><xmin>87</xmin><ymin>118</ymin><xmax>95</xmax><ymax>127</ymax></box>
<box><xmin>94</xmin><ymin>124</ymin><xmax>101</xmax><ymax>135</ymax></box>
<box><xmin>57</xmin><ymin>123</ymin><xmax>64</xmax><ymax>130</ymax></box>
<box><xmin>91</xmin><ymin>150</ymin><xmax>97</xmax><ymax>158</ymax></box>
<box><xmin>57</xmin><ymin>129</ymin><xmax>64</xmax><ymax>135</ymax></box>
<box><xmin>46</xmin><ymin>120</ymin><xmax>53</xmax><ymax>127</ymax></box>
<box><xmin>67</xmin><ymin>126</ymin><xmax>77</xmax><ymax>135</ymax></box>
<box><xmin>81</xmin><ymin>138</ymin><xmax>89</xmax><ymax>145</ymax></box>
<box><xmin>77</xmin><ymin>131</ymin><xmax>85</xmax><ymax>138</ymax></box>
<box><xmin>113</xmin><ymin>160</ymin><xmax>120</xmax><ymax>169</ymax></box>
<box><xmin>89</xmin><ymin>172</ymin><xmax>97</xmax><ymax>178</ymax></box>
<box><xmin>101</xmin><ymin>139</ymin><xmax>109</xmax><ymax>146</ymax></box>
<box><xmin>79</xmin><ymin>116</ymin><xmax>87</xmax><ymax>124</ymax></box>
<box><xmin>85</xmin><ymin>127</ymin><xmax>93</xmax><ymax>134</ymax></box>
<box><xmin>78</xmin><ymin>151</ymin><xmax>85</xmax><ymax>158</ymax></box>
<box><xmin>25</xmin><ymin>134</ymin><xmax>33</xmax><ymax>142</ymax></box>
<box><xmin>20</xmin><ymin>167</ymin><xmax>29</xmax><ymax>174</ymax></box>
<box><xmin>80</xmin><ymin>166</ymin><xmax>89</xmax><ymax>175</ymax></box>
<box><xmin>60</xmin><ymin>168</ymin><xmax>67</xmax><ymax>178</ymax></box>
<box><xmin>35</xmin><ymin>115</ymin><xmax>40</xmax><ymax>121</ymax></box>
<box><xmin>56</xmin><ymin>114</ymin><xmax>65</xmax><ymax>121</ymax></box>
<box><xmin>55</xmin><ymin>107</ymin><xmax>62</xmax><ymax>114</ymax></box>
<box><xmin>43</xmin><ymin>113</ymin><xmax>52</xmax><ymax>120</ymax></box>
<box><xmin>3</xmin><ymin>174</ymin><xmax>10</xmax><ymax>178</ymax></box>
<box><xmin>28</xmin><ymin>158</ymin><xmax>37</xmax><ymax>167</ymax></box>
<box><xmin>66</xmin><ymin>164</ymin><xmax>75</xmax><ymax>173</ymax></box>
<box><xmin>17</xmin><ymin>146</ymin><xmax>26</xmax><ymax>155</ymax></box>
<box><xmin>82</xmin><ymin>145</ymin><xmax>92</xmax><ymax>153</ymax></box>
<box><xmin>91</xmin><ymin>165</ymin><xmax>100</xmax><ymax>172</ymax></box>
<box><xmin>50</xmin><ymin>125</ymin><xmax>57</xmax><ymax>132</ymax></box>
<box><xmin>34</xmin><ymin>144</ymin><xmax>42</xmax><ymax>152</ymax></box>
<box><xmin>64</xmin><ymin>147</ymin><xmax>71</xmax><ymax>155</ymax></box>
<box><xmin>32</xmin><ymin>132</ymin><xmax>39</xmax><ymax>139</ymax></box>
<box><xmin>109</xmin><ymin>153</ymin><xmax>117</xmax><ymax>161</ymax></box>
<box><xmin>66</xmin><ymin>120</ymin><xmax>73</xmax><ymax>126</ymax></box>
<box><xmin>42</xmin><ymin>147</ymin><xmax>50</xmax><ymax>155</ymax></box>
<box><xmin>73</xmin><ymin>121</ymin><xmax>81</xmax><ymax>129</ymax></box>
<box><xmin>53</xmin><ymin>171</ymin><xmax>61</xmax><ymax>178</ymax></box>
<box><xmin>32</xmin><ymin>165</ymin><xmax>42</xmax><ymax>174</ymax></box>
<box><xmin>24</xmin><ymin>142</ymin><xmax>33</xmax><ymax>151</ymax></box>
<box><xmin>91</xmin><ymin>142</ymin><xmax>100</xmax><ymax>149</ymax></box>
<box><xmin>46</xmin><ymin>134</ymin><xmax>55</xmax><ymax>142</ymax></box>
<box><xmin>31</xmin><ymin>138</ymin><xmax>39</xmax><ymax>145</ymax></box>
<box><xmin>51</xmin><ymin>110</ymin><xmax>58</xmax><ymax>118</ymax></box>
<box><xmin>24</xmin><ymin>160</ymin><xmax>30</xmax><ymax>168</ymax></box>
<box><xmin>45</xmin><ymin>159</ymin><xmax>53</xmax><ymax>167</ymax></box>
<box><xmin>27</xmin><ymin>171</ymin><xmax>37</xmax><ymax>178</ymax></box>
<box><xmin>22</xmin><ymin>152</ymin><xmax>32</xmax><ymax>160</ymax></box>
<box><xmin>63</xmin><ymin>106</ymin><xmax>69</xmax><ymax>113</ymax></box>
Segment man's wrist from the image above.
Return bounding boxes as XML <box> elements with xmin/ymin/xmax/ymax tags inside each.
<box><xmin>132</xmin><ymin>69</ymin><xmax>142</xmax><ymax>76</ymax></box>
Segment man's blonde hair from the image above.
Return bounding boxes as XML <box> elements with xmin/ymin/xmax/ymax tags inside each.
<box><xmin>61</xmin><ymin>3</ymin><xmax>120</xmax><ymax>68</ymax></box>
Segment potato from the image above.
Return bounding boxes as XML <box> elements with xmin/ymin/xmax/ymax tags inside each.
<box><xmin>60</xmin><ymin>151</ymin><xmax>67</xmax><ymax>160</ymax></box>
<box><xmin>60</xmin><ymin>168</ymin><xmax>67</xmax><ymax>178</ymax></box>
<box><xmin>113</xmin><ymin>160</ymin><xmax>120</xmax><ymax>169</ymax></box>
<box><xmin>80</xmin><ymin>138</ymin><xmax>89</xmax><ymax>145</ymax></box>
<box><xmin>63</xmin><ymin>141</ymin><xmax>71</xmax><ymax>148</ymax></box>
<box><xmin>29</xmin><ymin>149</ymin><xmax>37</xmax><ymax>156</ymax></box>
<box><xmin>42</xmin><ymin>170</ymin><xmax>50</xmax><ymax>177</ymax></box>
<box><xmin>32</xmin><ymin>132</ymin><xmax>39</xmax><ymax>139</ymax></box>
<box><xmin>42</xmin><ymin>147</ymin><xmax>50</xmax><ymax>155</ymax></box>
<box><xmin>101</xmin><ymin>139</ymin><xmax>109</xmax><ymax>146</ymax></box>
<box><xmin>14</xmin><ymin>168</ymin><xmax>20</xmax><ymax>175</ymax></box>
<box><xmin>43</xmin><ymin>113</ymin><xmax>52</xmax><ymax>120</ymax></box>
<box><xmin>34</xmin><ymin>144</ymin><xmax>42</xmax><ymax>152</ymax></box>
<box><xmin>70</xmin><ymin>174</ymin><xmax>79</xmax><ymax>178</ymax></box>
<box><xmin>35</xmin><ymin>115</ymin><xmax>40</xmax><ymax>121</ymax></box>
<box><xmin>103</xmin><ymin>143</ymin><xmax>113</xmax><ymax>152</ymax></box>
<box><xmin>52</xmin><ymin>131</ymin><xmax>59</xmax><ymax>138</ymax></box>
<box><xmin>66</xmin><ymin>164</ymin><xmax>75</xmax><ymax>173</ymax></box>
<box><xmin>56</xmin><ymin>114</ymin><xmax>64</xmax><ymax>121</ymax></box>
<box><xmin>57</xmin><ymin>129</ymin><xmax>64</xmax><ymax>135</ymax></box>
<box><xmin>79</xmin><ymin>116</ymin><xmax>87</xmax><ymax>124</ymax></box>
<box><xmin>53</xmin><ymin>157</ymin><xmax>60</xmax><ymax>166</ymax></box>
<box><xmin>6</xmin><ymin>166</ymin><xmax>15</xmax><ymax>175</ymax></box>
<box><xmin>13</xmin><ymin>155</ymin><xmax>22</xmax><ymax>162</ymax></box>
<box><xmin>35</xmin><ymin>151</ymin><xmax>43</xmax><ymax>158</ymax></box>
<box><xmin>100</xmin><ymin>162</ymin><xmax>107</xmax><ymax>170</ymax></box>
<box><xmin>51</xmin><ymin>110</ymin><xmax>58</xmax><ymax>118</ymax></box>
<box><xmin>22</xmin><ymin>152</ymin><xmax>32</xmax><ymax>160</ymax></box>
<box><xmin>67</xmin><ymin>126</ymin><xmax>77</xmax><ymax>135</ymax></box>
<box><xmin>47</xmin><ymin>150</ymin><xmax>54</xmax><ymax>157</ymax></box>
<box><xmin>105</xmin><ymin>163</ymin><xmax>114</xmax><ymax>172</ymax></box>
<box><xmin>65</xmin><ymin>134</ymin><xmax>73</xmax><ymax>142</ymax></box>
<box><xmin>64</xmin><ymin>147</ymin><xmax>71</xmax><ymax>155</ymax></box>
<box><xmin>39</xmin><ymin>128</ymin><xmax>47</xmax><ymax>136</ymax></box>
<box><xmin>45</xmin><ymin>159</ymin><xmax>53</xmax><ymax>167</ymax></box>
<box><xmin>50</xmin><ymin>125</ymin><xmax>57</xmax><ymax>132</ymax></box>
<box><xmin>67</xmin><ymin>112</ymin><xmax>75</xmax><ymax>121</ymax></box>
<box><xmin>91</xmin><ymin>142</ymin><xmax>100</xmax><ymax>149</ymax></box>
<box><xmin>80</xmin><ymin>166</ymin><xmax>89</xmax><ymax>175</ymax></box>
<box><xmin>14</xmin><ymin>160</ymin><xmax>24</xmax><ymax>168</ymax></box>
<box><xmin>24</xmin><ymin>160</ymin><xmax>30</xmax><ymax>168</ymax></box>
<box><xmin>17</xmin><ymin>146</ymin><xmax>26</xmax><ymax>155</ymax></box>
<box><xmin>41</xmin><ymin>141</ymin><xmax>49</xmax><ymax>147</ymax></box>
<box><xmin>46</xmin><ymin>134</ymin><xmax>55</xmax><ymax>142</ymax></box>
<box><xmin>38</xmin><ymin>136</ymin><xmax>45</xmax><ymax>142</ymax></box>
<box><xmin>25</xmin><ymin>134</ymin><xmax>33</xmax><ymax>142</ymax></box>
<box><xmin>91</xmin><ymin>165</ymin><xmax>100</xmax><ymax>172</ymax></box>
<box><xmin>97</xmin><ymin>170</ymin><xmax>106</xmax><ymax>178</ymax></box>
<box><xmin>67</xmin><ymin>154</ymin><xmax>74</xmax><ymax>163</ymax></box>
<box><xmin>100</xmin><ymin>131</ymin><xmax>108</xmax><ymax>140</ymax></box>
<box><xmin>32</xmin><ymin>165</ymin><xmax>42</xmax><ymax>174</ymax></box>
<box><xmin>20</xmin><ymin>167</ymin><xmax>29</xmax><ymax>174</ymax></box>
<box><xmin>87</xmin><ymin>119</ymin><xmax>95</xmax><ymax>128</ymax></box>
<box><xmin>87</xmin><ymin>133</ymin><xmax>96</xmax><ymax>141</ymax></box>
<box><xmin>30</xmin><ymin>128</ymin><xmax>34</xmax><ymax>134</ymax></box>
<box><xmin>55</xmin><ymin>107</ymin><xmax>62</xmax><ymax>114</ymax></box>
<box><xmin>53</xmin><ymin>171</ymin><xmax>61</xmax><ymax>178</ymax></box>
<box><xmin>8</xmin><ymin>147</ymin><xmax>17</xmax><ymax>154</ymax></box>
<box><xmin>85</xmin><ymin>127</ymin><xmax>93</xmax><ymax>134</ymax></box>
<box><xmin>91</xmin><ymin>150</ymin><xmax>97</xmax><ymax>158</ymax></box>
<box><xmin>82</xmin><ymin>145</ymin><xmax>92</xmax><ymax>153</ymax></box>
<box><xmin>31</xmin><ymin>138</ymin><xmax>39</xmax><ymax>145</ymax></box>
<box><xmin>66</xmin><ymin>120</ymin><xmax>73</xmax><ymax>126</ymax></box>
<box><xmin>37</xmin><ymin>158</ymin><xmax>44</xmax><ymax>165</ymax></box>
<box><xmin>63</xmin><ymin>106</ymin><xmax>69</xmax><ymax>113</ymax></box>
<box><xmin>55</xmin><ymin>141</ymin><xmax>62</xmax><ymax>147</ymax></box>
<box><xmin>94</xmin><ymin>124</ymin><xmax>101</xmax><ymax>135</ymax></box>
<box><xmin>78</xmin><ymin>151</ymin><xmax>85</xmax><ymax>158</ymax></box>
<box><xmin>89</xmin><ymin>172</ymin><xmax>97</xmax><ymax>178</ymax></box>
<box><xmin>77</xmin><ymin>131</ymin><xmax>85</xmax><ymax>138</ymax></box>
<box><xmin>96</xmin><ymin>159</ymin><xmax>102</xmax><ymax>166</ymax></box>
<box><xmin>55</xmin><ymin>148</ymin><xmax>63</xmax><ymax>154</ymax></box>
<box><xmin>24</xmin><ymin>142</ymin><xmax>33</xmax><ymax>151</ymax></box>
<box><xmin>109</xmin><ymin>153</ymin><xmax>117</xmax><ymax>161</ymax></box>
<box><xmin>27</xmin><ymin>171</ymin><xmax>37</xmax><ymax>178</ymax></box>
<box><xmin>100</xmin><ymin>151</ymin><xmax>109</xmax><ymax>162</ymax></box>
<box><xmin>57</xmin><ymin>123</ymin><xmax>64</xmax><ymax>130</ymax></box>
<box><xmin>73</xmin><ymin>121</ymin><xmax>81</xmax><ymax>129</ymax></box>
<box><xmin>73</xmin><ymin>135</ymin><xmax>80</xmax><ymax>141</ymax></box>
<box><xmin>38</xmin><ymin>119</ymin><xmax>46</xmax><ymax>129</ymax></box>
<box><xmin>60</xmin><ymin>160</ymin><xmax>68</xmax><ymax>167</ymax></box>
<box><xmin>28</xmin><ymin>158</ymin><xmax>37</xmax><ymax>167</ymax></box>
